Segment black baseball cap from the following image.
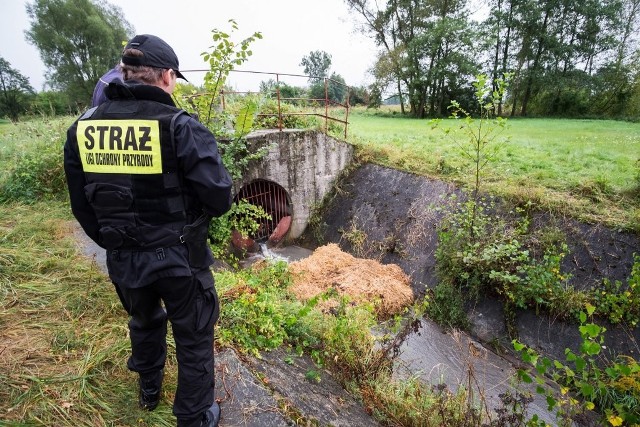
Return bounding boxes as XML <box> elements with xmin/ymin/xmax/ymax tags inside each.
<box><xmin>122</xmin><ymin>34</ymin><xmax>188</xmax><ymax>81</ymax></box>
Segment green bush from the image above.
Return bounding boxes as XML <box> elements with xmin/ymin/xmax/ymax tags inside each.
<box><xmin>29</xmin><ymin>91</ymin><xmax>74</xmax><ymax>117</ymax></box>
<box><xmin>254</xmin><ymin>98</ymin><xmax>321</xmax><ymax>130</ymax></box>
<box><xmin>593</xmin><ymin>254</ymin><xmax>640</xmax><ymax>326</ymax></box>
<box><xmin>214</xmin><ymin>261</ymin><xmax>319</xmax><ymax>356</ymax></box>
<box><xmin>208</xmin><ymin>200</ymin><xmax>271</xmax><ymax>266</ymax></box>
<box><xmin>434</xmin><ymin>197</ymin><xmax>582</xmax><ymax>330</ymax></box>
<box><xmin>426</xmin><ymin>281</ymin><xmax>469</xmax><ymax>330</ymax></box>
<box><xmin>514</xmin><ymin>305</ymin><xmax>640</xmax><ymax>426</ymax></box>
<box><xmin>214</xmin><ymin>261</ymin><xmax>357</xmax><ymax>359</ymax></box>
<box><xmin>0</xmin><ymin>119</ymin><xmax>68</xmax><ymax>202</ymax></box>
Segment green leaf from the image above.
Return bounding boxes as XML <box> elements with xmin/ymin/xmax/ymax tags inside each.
<box><xmin>546</xmin><ymin>395</ymin><xmax>557</xmax><ymax>410</ymax></box>
<box><xmin>579</xmin><ymin>323</ymin><xmax>601</xmax><ymax>338</ymax></box>
<box><xmin>580</xmin><ymin>383</ymin><xmax>594</xmax><ymax>398</ymax></box>
<box><xmin>518</xmin><ymin>370</ymin><xmax>533</xmax><ymax>383</ymax></box>
<box><xmin>582</xmin><ymin>341</ymin><xmax>601</xmax><ymax>356</ymax></box>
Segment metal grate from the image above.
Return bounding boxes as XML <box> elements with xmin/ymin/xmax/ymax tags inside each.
<box><xmin>234</xmin><ymin>180</ymin><xmax>291</xmax><ymax>241</ymax></box>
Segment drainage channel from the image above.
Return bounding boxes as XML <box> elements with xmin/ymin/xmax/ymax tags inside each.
<box><xmin>233</xmin><ymin>179</ymin><xmax>292</xmax><ymax>249</ymax></box>
<box><xmin>246</xmin><ymin>251</ymin><xmax>560</xmax><ymax>425</ymax></box>
<box><xmin>232</xmin><ymin>180</ymin><xmax>561</xmax><ymax>425</ymax></box>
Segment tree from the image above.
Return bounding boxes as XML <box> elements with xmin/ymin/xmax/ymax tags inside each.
<box><xmin>327</xmin><ymin>72</ymin><xmax>348</xmax><ymax>103</ymax></box>
<box><xmin>176</xmin><ymin>20</ymin><xmax>262</xmax><ymax>131</ymax></box>
<box><xmin>349</xmin><ymin>85</ymin><xmax>371</xmax><ymax>106</ymax></box>
<box><xmin>345</xmin><ymin>0</ymin><xmax>408</xmax><ymax>113</ymax></box>
<box><xmin>259</xmin><ymin>79</ymin><xmax>303</xmax><ymax>101</ymax></box>
<box><xmin>25</xmin><ymin>0</ymin><xmax>134</xmax><ymax>105</ymax></box>
<box><xmin>300</xmin><ymin>51</ymin><xmax>348</xmax><ymax>104</ymax></box>
<box><xmin>307</xmin><ymin>73</ymin><xmax>348</xmax><ymax>104</ymax></box>
<box><xmin>0</xmin><ymin>57</ymin><xmax>35</xmax><ymax>121</ymax></box>
<box><xmin>496</xmin><ymin>0</ymin><xmax>623</xmax><ymax>117</ymax></box>
<box><xmin>300</xmin><ymin>50</ymin><xmax>332</xmax><ymax>81</ymax></box>
<box><xmin>346</xmin><ymin>0</ymin><xmax>477</xmax><ymax>118</ymax></box>
<box><xmin>590</xmin><ymin>0</ymin><xmax>640</xmax><ymax>116</ymax></box>
<box><xmin>30</xmin><ymin>90</ymin><xmax>72</xmax><ymax>116</ymax></box>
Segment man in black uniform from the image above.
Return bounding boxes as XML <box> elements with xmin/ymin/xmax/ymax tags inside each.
<box><xmin>64</xmin><ymin>34</ymin><xmax>232</xmax><ymax>427</ymax></box>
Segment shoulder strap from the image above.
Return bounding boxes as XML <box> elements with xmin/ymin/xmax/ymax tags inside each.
<box><xmin>169</xmin><ymin>109</ymin><xmax>189</xmax><ymax>152</ymax></box>
<box><xmin>169</xmin><ymin>109</ymin><xmax>193</xmax><ymax>220</ymax></box>
<box><xmin>79</xmin><ymin>106</ymin><xmax>98</xmax><ymax>121</ymax></box>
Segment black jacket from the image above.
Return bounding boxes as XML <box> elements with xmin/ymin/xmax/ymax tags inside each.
<box><xmin>64</xmin><ymin>81</ymin><xmax>233</xmax><ymax>286</ymax></box>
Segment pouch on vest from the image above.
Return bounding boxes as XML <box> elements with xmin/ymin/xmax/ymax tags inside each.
<box><xmin>181</xmin><ymin>214</ymin><xmax>212</xmax><ymax>268</ymax></box>
<box><xmin>99</xmin><ymin>226</ymin><xmax>126</xmax><ymax>249</ymax></box>
<box><xmin>84</xmin><ymin>182</ymin><xmax>133</xmax><ymax>211</ymax></box>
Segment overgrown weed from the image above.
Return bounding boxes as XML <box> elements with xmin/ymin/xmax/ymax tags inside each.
<box><xmin>0</xmin><ymin>116</ymin><xmax>70</xmax><ymax>202</ymax></box>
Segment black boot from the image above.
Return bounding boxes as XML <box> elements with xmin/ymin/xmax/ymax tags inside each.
<box><xmin>138</xmin><ymin>369</ymin><xmax>163</xmax><ymax>411</ymax></box>
<box><xmin>201</xmin><ymin>402</ymin><xmax>221</xmax><ymax>427</ymax></box>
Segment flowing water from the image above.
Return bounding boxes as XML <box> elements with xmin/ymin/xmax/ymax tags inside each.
<box><xmin>240</xmin><ymin>243</ymin><xmax>312</xmax><ymax>266</ymax></box>
<box><xmin>250</xmin><ymin>245</ymin><xmax>561</xmax><ymax>425</ymax></box>
<box><xmin>393</xmin><ymin>318</ymin><xmax>558</xmax><ymax>425</ymax></box>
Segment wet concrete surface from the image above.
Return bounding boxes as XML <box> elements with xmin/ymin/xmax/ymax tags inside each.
<box><xmin>214</xmin><ymin>347</ymin><xmax>380</xmax><ymax>426</ymax></box>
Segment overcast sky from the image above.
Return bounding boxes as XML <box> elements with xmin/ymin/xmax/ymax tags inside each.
<box><xmin>1</xmin><ymin>0</ymin><xmax>379</xmax><ymax>92</ymax></box>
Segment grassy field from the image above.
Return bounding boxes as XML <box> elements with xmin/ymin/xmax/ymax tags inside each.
<box><xmin>4</xmin><ymin>112</ymin><xmax>636</xmax><ymax>229</ymax></box>
<box><xmin>1</xmin><ymin>114</ymin><xmax>638</xmax><ymax>425</ymax></box>
<box><xmin>345</xmin><ymin>108</ymin><xmax>640</xmax><ymax>231</ymax></box>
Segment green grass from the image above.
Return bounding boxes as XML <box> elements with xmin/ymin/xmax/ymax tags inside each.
<box><xmin>0</xmin><ymin>201</ymin><xmax>179</xmax><ymax>426</ymax></box>
<box><xmin>0</xmin><ymin>199</ymin><xmax>440</xmax><ymax>426</ymax></box>
<box><xmin>345</xmin><ymin>109</ymin><xmax>640</xmax><ymax>231</ymax></box>
<box><xmin>0</xmin><ymin>116</ymin><xmax>72</xmax><ymax>187</ymax></box>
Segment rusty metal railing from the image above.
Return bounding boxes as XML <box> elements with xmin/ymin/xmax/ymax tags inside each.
<box><xmin>180</xmin><ymin>69</ymin><xmax>351</xmax><ymax>139</ymax></box>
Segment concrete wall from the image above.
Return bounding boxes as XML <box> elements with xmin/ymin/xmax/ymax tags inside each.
<box><xmin>237</xmin><ymin>129</ymin><xmax>354</xmax><ymax>240</ymax></box>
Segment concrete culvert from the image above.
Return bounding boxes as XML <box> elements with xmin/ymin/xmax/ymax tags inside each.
<box><xmin>232</xmin><ymin>179</ymin><xmax>292</xmax><ymax>251</ymax></box>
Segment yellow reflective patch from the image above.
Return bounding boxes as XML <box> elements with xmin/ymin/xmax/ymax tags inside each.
<box><xmin>76</xmin><ymin>120</ymin><xmax>163</xmax><ymax>174</ymax></box>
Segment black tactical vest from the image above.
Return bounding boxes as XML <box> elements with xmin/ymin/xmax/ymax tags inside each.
<box><xmin>73</xmin><ymin>99</ymin><xmax>197</xmax><ymax>250</ymax></box>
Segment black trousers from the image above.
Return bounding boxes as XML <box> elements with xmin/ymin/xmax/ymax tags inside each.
<box><xmin>115</xmin><ymin>270</ymin><xmax>219</xmax><ymax>424</ymax></box>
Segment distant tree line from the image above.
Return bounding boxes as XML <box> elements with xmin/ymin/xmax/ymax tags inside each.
<box><xmin>3</xmin><ymin>0</ymin><xmax>639</xmax><ymax>121</ymax></box>
<box><xmin>256</xmin><ymin>50</ymin><xmax>374</xmax><ymax>107</ymax></box>
<box><xmin>345</xmin><ymin>0</ymin><xmax>640</xmax><ymax>119</ymax></box>
<box><xmin>1</xmin><ymin>0</ymin><xmax>132</xmax><ymax>121</ymax></box>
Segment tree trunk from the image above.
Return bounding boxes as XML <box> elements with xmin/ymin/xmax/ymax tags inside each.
<box><xmin>521</xmin><ymin>8</ymin><xmax>550</xmax><ymax>117</ymax></box>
